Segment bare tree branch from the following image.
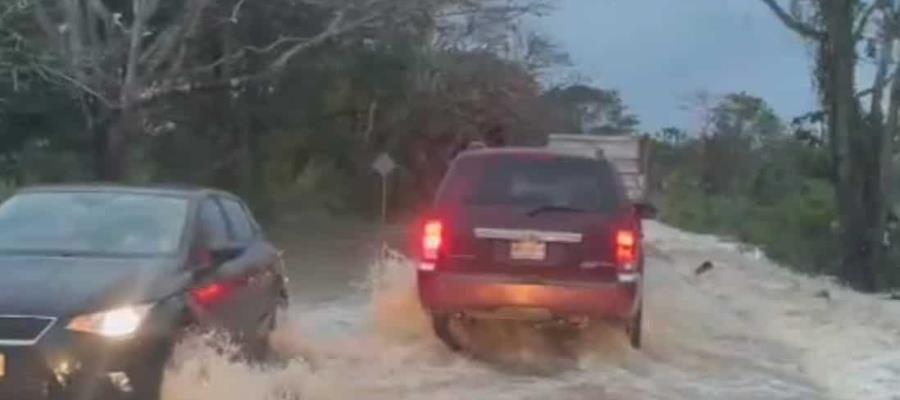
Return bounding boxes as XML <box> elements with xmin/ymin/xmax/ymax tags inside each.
<box><xmin>869</xmin><ymin>23</ymin><xmax>893</xmax><ymax>115</ymax></box>
<box><xmin>854</xmin><ymin>0</ymin><xmax>882</xmax><ymax>39</ymax></box>
<box><xmin>267</xmin><ymin>0</ymin><xmax>445</xmax><ymax>71</ymax></box>
<box><xmin>142</xmin><ymin>0</ymin><xmax>209</xmax><ymax>75</ymax></box>
<box><xmin>362</xmin><ymin>100</ymin><xmax>378</xmax><ymax>143</ymax></box>
<box><xmin>183</xmin><ymin>36</ymin><xmax>309</xmax><ymax>76</ymax></box>
<box><xmin>229</xmin><ymin>0</ymin><xmax>247</xmax><ymax>23</ymax></box>
<box><xmin>32</xmin><ymin>1</ymin><xmax>61</xmax><ymax>52</ymax></box>
<box><xmin>760</xmin><ymin>0</ymin><xmax>825</xmax><ymax>39</ymax></box>
<box><xmin>130</xmin><ymin>0</ymin><xmax>554</xmax><ymax>109</ymax></box>
<box><xmin>857</xmin><ymin>79</ymin><xmax>896</xmax><ymax>99</ymax></box>
<box><xmin>33</xmin><ymin>63</ymin><xmax>116</xmax><ymax>108</ymax></box>
<box><xmin>268</xmin><ymin>10</ymin><xmax>360</xmax><ymax>71</ymax></box>
<box><xmin>123</xmin><ymin>0</ymin><xmax>150</xmax><ymax>106</ymax></box>
<box><xmin>85</xmin><ymin>0</ymin><xmax>113</xmax><ymax>25</ymax></box>
<box><xmin>135</xmin><ymin>72</ymin><xmax>267</xmax><ymax>107</ymax></box>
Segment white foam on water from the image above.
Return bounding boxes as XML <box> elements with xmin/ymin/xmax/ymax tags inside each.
<box><xmin>644</xmin><ymin>221</ymin><xmax>900</xmax><ymax>400</ymax></box>
<box><xmin>160</xmin><ymin>223</ymin><xmax>900</xmax><ymax>400</ymax></box>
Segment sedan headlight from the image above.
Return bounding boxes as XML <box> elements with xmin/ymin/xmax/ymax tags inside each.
<box><xmin>66</xmin><ymin>304</ymin><xmax>154</xmax><ymax>338</ymax></box>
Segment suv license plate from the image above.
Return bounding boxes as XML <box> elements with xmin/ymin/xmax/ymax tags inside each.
<box><xmin>510</xmin><ymin>240</ymin><xmax>546</xmax><ymax>260</ymax></box>
<box><xmin>0</xmin><ymin>353</ymin><xmax>5</xmax><ymax>379</ymax></box>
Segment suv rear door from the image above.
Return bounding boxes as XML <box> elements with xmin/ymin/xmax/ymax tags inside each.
<box><xmin>430</xmin><ymin>152</ymin><xmax>635</xmax><ymax>282</ymax></box>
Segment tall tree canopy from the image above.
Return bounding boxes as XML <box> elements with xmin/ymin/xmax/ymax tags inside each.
<box><xmin>0</xmin><ymin>0</ymin><xmax>564</xmax><ymax>216</ymax></box>
<box><xmin>542</xmin><ymin>84</ymin><xmax>639</xmax><ymax>135</ymax></box>
<box><xmin>761</xmin><ymin>0</ymin><xmax>900</xmax><ymax>291</ymax></box>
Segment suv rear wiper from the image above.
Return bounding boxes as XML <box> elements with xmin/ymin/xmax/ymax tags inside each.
<box><xmin>525</xmin><ymin>205</ymin><xmax>587</xmax><ymax>217</ymax></box>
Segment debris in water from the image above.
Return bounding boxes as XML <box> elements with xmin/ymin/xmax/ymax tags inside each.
<box><xmin>814</xmin><ymin>289</ymin><xmax>831</xmax><ymax>301</ymax></box>
<box><xmin>695</xmin><ymin>261</ymin><xmax>714</xmax><ymax>276</ymax></box>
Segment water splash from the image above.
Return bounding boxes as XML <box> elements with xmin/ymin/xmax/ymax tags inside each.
<box><xmin>161</xmin><ymin>244</ymin><xmax>822</xmax><ymax>400</ymax></box>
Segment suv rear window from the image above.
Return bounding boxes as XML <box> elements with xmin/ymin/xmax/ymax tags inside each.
<box><xmin>437</xmin><ymin>154</ymin><xmax>624</xmax><ymax>212</ymax></box>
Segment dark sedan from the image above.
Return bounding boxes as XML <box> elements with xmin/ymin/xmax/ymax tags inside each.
<box><xmin>0</xmin><ymin>185</ymin><xmax>289</xmax><ymax>400</ymax></box>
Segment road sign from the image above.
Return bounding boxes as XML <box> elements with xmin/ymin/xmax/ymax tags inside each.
<box><xmin>372</xmin><ymin>153</ymin><xmax>396</xmax><ymax>177</ymax></box>
<box><xmin>371</xmin><ymin>153</ymin><xmax>395</xmax><ymax>224</ymax></box>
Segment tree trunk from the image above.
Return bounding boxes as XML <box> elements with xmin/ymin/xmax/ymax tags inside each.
<box><xmin>763</xmin><ymin>0</ymin><xmax>890</xmax><ymax>291</ymax></box>
<box><xmin>824</xmin><ymin>0</ymin><xmax>879</xmax><ymax>291</ymax></box>
<box><xmin>101</xmin><ymin>109</ymin><xmax>134</xmax><ymax>181</ymax></box>
<box><xmin>82</xmin><ymin>96</ymin><xmax>129</xmax><ymax>181</ymax></box>
<box><xmin>82</xmin><ymin>96</ymin><xmax>110</xmax><ymax>180</ymax></box>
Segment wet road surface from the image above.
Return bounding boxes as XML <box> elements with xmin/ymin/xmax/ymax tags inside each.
<box><xmin>161</xmin><ymin>215</ymin><xmax>900</xmax><ymax>400</ymax></box>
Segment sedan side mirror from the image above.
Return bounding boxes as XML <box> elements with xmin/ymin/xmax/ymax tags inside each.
<box><xmin>190</xmin><ymin>243</ymin><xmax>244</xmax><ymax>274</ymax></box>
<box><xmin>210</xmin><ymin>244</ymin><xmax>245</xmax><ymax>264</ymax></box>
<box><xmin>635</xmin><ymin>203</ymin><xmax>658</xmax><ymax>220</ymax></box>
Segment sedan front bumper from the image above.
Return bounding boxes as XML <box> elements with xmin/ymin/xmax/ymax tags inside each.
<box><xmin>0</xmin><ymin>326</ymin><xmax>171</xmax><ymax>400</ymax></box>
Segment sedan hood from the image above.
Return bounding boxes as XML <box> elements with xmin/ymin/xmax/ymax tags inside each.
<box><xmin>0</xmin><ymin>255</ymin><xmax>190</xmax><ymax>317</ymax></box>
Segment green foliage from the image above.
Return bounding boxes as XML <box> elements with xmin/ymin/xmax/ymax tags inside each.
<box><xmin>661</xmin><ymin>174</ymin><xmax>840</xmax><ymax>275</ymax></box>
<box><xmin>542</xmin><ymin>84</ymin><xmax>639</xmax><ymax>135</ymax></box>
<box><xmin>655</xmin><ymin>93</ymin><xmax>851</xmax><ymax>284</ymax></box>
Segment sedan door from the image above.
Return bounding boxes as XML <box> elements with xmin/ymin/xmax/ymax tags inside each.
<box><xmin>218</xmin><ymin>197</ymin><xmax>280</xmax><ymax>329</ymax></box>
<box><xmin>190</xmin><ymin>197</ymin><xmax>260</xmax><ymax>339</ymax></box>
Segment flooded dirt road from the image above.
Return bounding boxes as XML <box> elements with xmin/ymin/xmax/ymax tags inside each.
<box><xmin>161</xmin><ymin>216</ymin><xmax>900</xmax><ymax>400</ymax></box>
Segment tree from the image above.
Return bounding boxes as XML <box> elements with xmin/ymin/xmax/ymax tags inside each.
<box><xmin>0</xmin><ymin>0</ymin><xmax>557</xmax><ymax>218</ymax></box>
<box><xmin>760</xmin><ymin>0</ymin><xmax>899</xmax><ymax>291</ymax></box>
<box><xmin>656</xmin><ymin>126</ymin><xmax>688</xmax><ymax>144</ymax></box>
<box><xmin>652</xmin><ymin>92</ymin><xmax>842</xmax><ymax>276</ymax></box>
<box><xmin>137</xmin><ymin>0</ymin><xmax>556</xmax><ymax>213</ymax></box>
<box><xmin>0</xmin><ymin>1</ymin><xmax>88</xmax><ymax>184</ymax></box>
<box><xmin>542</xmin><ymin>84</ymin><xmax>640</xmax><ymax>135</ymax></box>
<box><xmin>393</xmin><ymin>42</ymin><xmax>553</xmax><ymax>208</ymax></box>
<box><xmin>23</xmin><ymin>0</ymin><xmax>541</xmax><ymax>180</ymax></box>
<box><xmin>701</xmin><ymin>93</ymin><xmax>785</xmax><ymax>195</ymax></box>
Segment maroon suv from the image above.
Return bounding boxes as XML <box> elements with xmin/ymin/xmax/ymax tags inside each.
<box><xmin>415</xmin><ymin>148</ymin><xmax>654</xmax><ymax>350</ymax></box>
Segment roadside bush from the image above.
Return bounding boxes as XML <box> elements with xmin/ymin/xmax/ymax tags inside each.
<box><xmin>648</xmin><ymin>93</ymin><xmax>870</xmax><ymax>286</ymax></box>
<box><xmin>745</xmin><ymin>179</ymin><xmax>839</xmax><ymax>274</ymax></box>
<box><xmin>660</xmin><ymin>175</ymin><xmax>839</xmax><ymax>277</ymax></box>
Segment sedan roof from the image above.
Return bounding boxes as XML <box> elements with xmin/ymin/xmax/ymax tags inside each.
<box><xmin>18</xmin><ymin>183</ymin><xmax>238</xmax><ymax>200</ymax></box>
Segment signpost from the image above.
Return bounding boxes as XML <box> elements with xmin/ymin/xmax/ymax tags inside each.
<box><xmin>371</xmin><ymin>153</ymin><xmax>396</xmax><ymax>224</ymax></box>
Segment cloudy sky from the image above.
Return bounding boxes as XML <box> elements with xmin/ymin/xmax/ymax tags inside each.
<box><xmin>541</xmin><ymin>0</ymin><xmax>819</xmax><ymax>131</ymax></box>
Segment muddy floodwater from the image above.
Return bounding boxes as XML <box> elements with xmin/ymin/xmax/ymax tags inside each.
<box><xmin>161</xmin><ymin>215</ymin><xmax>900</xmax><ymax>400</ymax></box>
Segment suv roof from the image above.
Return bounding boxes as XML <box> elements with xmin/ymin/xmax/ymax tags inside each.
<box><xmin>457</xmin><ymin>147</ymin><xmax>602</xmax><ymax>162</ymax></box>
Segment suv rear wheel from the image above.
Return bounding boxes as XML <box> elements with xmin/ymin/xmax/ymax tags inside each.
<box><xmin>626</xmin><ymin>306</ymin><xmax>643</xmax><ymax>349</ymax></box>
<box><xmin>431</xmin><ymin>314</ymin><xmax>464</xmax><ymax>352</ymax></box>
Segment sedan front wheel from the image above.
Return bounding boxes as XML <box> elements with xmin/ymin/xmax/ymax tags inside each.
<box><xmin>129</xmin><ymin>343</ymin><xmax>173</xmax><ymax>400</ymax></box>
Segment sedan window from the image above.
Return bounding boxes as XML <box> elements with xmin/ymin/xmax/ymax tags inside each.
<box><xmin>220</xmin><ymin>198</ymin><xmax>256</xmax><ymax>242</ymax></box>
<box><xmin>198</xmin><ymin>199</ymin><xmax>230</xmax><ymax>248</ymax></box>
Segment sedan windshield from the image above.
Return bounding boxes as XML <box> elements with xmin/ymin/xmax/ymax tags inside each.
<box><xmin>0</xmin><ymin>191</ymin><xmax>189</xmax><ymax>256</ymax></box>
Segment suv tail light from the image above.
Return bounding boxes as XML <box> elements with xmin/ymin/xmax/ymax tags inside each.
<box><xmin>420</xmin><ymin>219</ymin><xmax>444</xmax><ymax>271</ymax></box>
<box><xmin>615</xmin><ymin>229</ymin><xmax>637</xmax><ymax>269</ymax></box>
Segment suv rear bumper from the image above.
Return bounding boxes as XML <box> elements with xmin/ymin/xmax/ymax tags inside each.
<box><xmin>418</xmin><ymin>271</ymin><xmax>640</xmax><ymax>321</ymax></box>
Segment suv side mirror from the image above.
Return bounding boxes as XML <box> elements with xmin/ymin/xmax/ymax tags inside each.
<box><xmin>635</xmin><ymin>203</ymin><xmax>658</xmax><ymax>220</ymax></box>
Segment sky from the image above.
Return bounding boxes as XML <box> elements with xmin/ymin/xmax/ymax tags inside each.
<box><xmin>540</xmin><ymin>0</ymin><xmax>819</xmax><ymax>131</ymax></box>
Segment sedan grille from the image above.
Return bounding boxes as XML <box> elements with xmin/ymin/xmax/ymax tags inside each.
<box><xmin>0</xmin><ymin>316</ymin><xmax>55</xmax><ymax>345</ymax></box>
